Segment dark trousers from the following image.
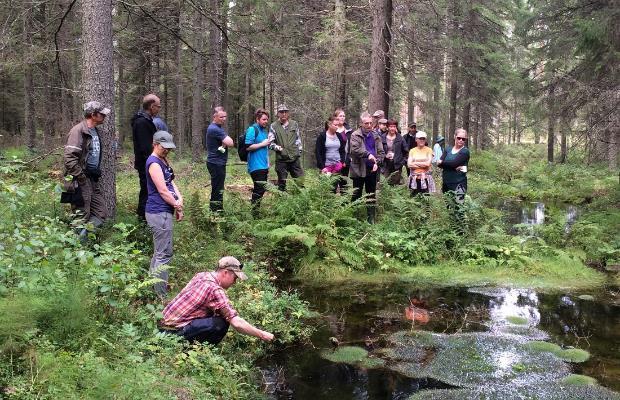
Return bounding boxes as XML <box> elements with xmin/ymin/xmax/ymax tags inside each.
<box><xmin>137</xmin><ymin>167</ymin><xmax>148</xmax><ymax>220</ymax></box>
<box><xmin>207</xmin><ymin>162</ymin><xmax>226</xmax><ymax>212</ymax></box>
<box><xmin>177</xmin><ymin>317</ymin><xmax>230</xmax><ymax>344</ymax></box>
<box><xmin>351</xmin><ymin>171</ymin><xmax>378</xmax><ymax>223</ymax></box>
<box><xmin>275</xmin><ymin>158</ymin><xmax>304</xmax><ymax>191</ymax></box>
<box><xmin>250</xmin><ymin>169</ymin><xmax>269</xmax><ymax>208</ymax></box>
<box><xmin>411</xmin><ymin>179</ymin><xmax>430</xmax><ymax>197</ymax></box>
<box><xmin>442</xmin><ymin>181</ymin><xmax>467</xmax><ymax>204</ymax></box>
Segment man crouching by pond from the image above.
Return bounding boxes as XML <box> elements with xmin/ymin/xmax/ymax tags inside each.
<box><xmin>160</xmin><ymin>256</ymin><xmax>275</xmax><ymax>344</ymax></box>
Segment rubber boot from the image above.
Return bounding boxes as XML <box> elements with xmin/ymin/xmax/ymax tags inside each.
<box><xmin>366</xmin><ymin>206</ymin><xmax>376</xmax><ymax>224</ymax></box>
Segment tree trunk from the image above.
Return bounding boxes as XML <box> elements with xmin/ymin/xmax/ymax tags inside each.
<box><xmin>559</xmin><ymin>116</ymin><xmax>569</xmax><ymax>163</ymax></box>
<box><xmin>173</xmin><ymin>3</ymin><xmax>186</xmax><ymax>151</ymax></box>
<box><xmin>23</xmin><ymin>2</ymin><xmax>36</xmax><ymax>151</ymax></box>
<box><xmin>473</xmin><ymin>103</ymin><xmax>481</xmax><ymax>150</ymax></box>
<box><xmin>117</xmin><ymin>59</ymin><xmax>126</xmax><ymax>145</ymax></box>
<box><xmin>368</xmin><ymin>0</ymin><xmax>392</xmax><ymax>115</ymax></box>
<box><xmin>243</xmin><ymin>50</ymin><xmax>253</xmax><ymax>128</ymax></box>
<box><xmin>462</xmin><ymin>81</ymin><xmax>471</xmax><ymax>134</ymax></box>
<box><xmin>547</xmin><ymin>83</ymin><xmax>555</xmax><ymax>163</ymax></box>
<box><xmin>432</xmin><ymin>82</ymin><xmax>440</xmax><ymax>143</ymax></box>
<box><xmin>220</xmin><ymin>1</ymin><xmax>229</xmax><ymax>110</ymax></box>
<box><xmin>448</xmin><ymin>57</ymin><xmax>458</xmax><ymax>141</ymax></box>
<box><xmin>208</xmin><ymin>0</ymin><xmax>222</xmax><ymax>111</ymax></box>
<box><xmin>191</xmin><ymin>13</ymin><xmax>206</xmax><ymax>161</ymax></box>
<box><xmin>333</xmin><ymin>0</ymin><xmax>347</xmax><ymax>109</ymax></box>
<box><xmin>82</xmin><ymin>0</ymin><xmax>116</xmax><ymax>217</ymax></box>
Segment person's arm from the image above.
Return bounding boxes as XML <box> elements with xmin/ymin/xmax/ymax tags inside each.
<box><xmin>222</xmin><ymin>136</ymin><xmax>234</xmax><ymax>147</ymax></box>
<box><xmin>375</xmin><ymin>134</ymin><xmax>385</xmax><ymax>165</ymax></box>
<box><xmin>64</xmin><ymin>127</ymin><xmax>85</xmax><ymax>179</ymax></box>
<box><xmin>246</xmin><ymin>126</ymin><xmax>270</xmax><ymax>151</ymax></box>
<box><xmin>294</xmin><ymin>123</ymin><xmax>302</xmax><ymax>152</ymax></box>
<box><xmin>440</xmin><ymin>149</ymin><xmax>469</xmax><ymax>169</ymax></box>
<box><xmin>400</xmin><ymin>139</ymin><xmax>410</xmax><ymax>167</ymax></box>
<box><xmin>170</xmin><ymin>180</ymin><xmax>184</xmax><ymax>221</ymax></box>
<box><xmin>315</xmin><ymin>133</ymin><xmax>325</xmax><ymax>169</ymax></box>
<box><xmin>230</xmin><ymin>316</ymin><xmax>275</xmax><ymax>342</ymax></box>
<box><xmin>149</xmin><ymin>162</ymin><xmax>180</xmax><ymax>208</ymax></box>
<box><xmin>407</xmin><ymin>151</ymin><xmax>415</xmax><ymax>170</ymax></box>
<box><xmin>135</xmin><ymin>119</ymin><xmax>155</xmax><ymax>161</ymax></box>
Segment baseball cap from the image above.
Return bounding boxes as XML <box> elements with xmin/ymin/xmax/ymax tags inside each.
<box><xmin>436</xmin><ymin>135</ymin><xmax>445</xmax><ymax>143</ymax></box>
<box><xmin>217</xmin><ymin>256</ymin><xmax>248</xmax><ymax>281</ymax></box>
<box><xmin>378</xmin><ymin>118</ymin><xmax>388</xmax><ymax>124</ymax></box>
<box><xmin>153</xmin><ymin>130</ymin><xmax>176</xmax><ymax>149</ymax></box>
<box><xmin>415</xmin><ymin>131</ymin><xmax>427</xmax><ymax>139</ymax></box>
<box><xmin>277</xmin><ymin>104</ymin><xmax>289</xmax><ymax>112</ymax></box>
<box><xmin>372</xmin><ymin>110</ymin><xmax>385</xmax><ymax>118</ymax></box>
<box><xmin>84</xmin><ymin>101</ymin><xmax>111</xmax><ymax>115</ymax></box>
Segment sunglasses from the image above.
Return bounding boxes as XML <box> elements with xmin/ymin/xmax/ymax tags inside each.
<box><xmin>456</xmin><ymin>137</ymin><xmax>468</xmax><ymax>141</ymax></box>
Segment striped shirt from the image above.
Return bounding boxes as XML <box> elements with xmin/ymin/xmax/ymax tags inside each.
<box><xmin>162</xmin><ymin>272</ymin><xmax>238</xmax><ymax>328</ymax></box>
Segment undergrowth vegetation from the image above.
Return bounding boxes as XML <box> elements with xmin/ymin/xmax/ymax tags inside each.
<box><xmin>0</xmin><ymin>143</ymin><xmax>617</xmax><ymax>398</ymax></box>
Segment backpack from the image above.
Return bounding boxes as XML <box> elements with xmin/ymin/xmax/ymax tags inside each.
<box><xmin>238</xmin><ymin>125</ymin><xmax>260</xmax><ymax>162</ymax></box>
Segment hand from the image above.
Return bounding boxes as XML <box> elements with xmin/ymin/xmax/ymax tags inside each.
<box><xmin>372</xmin><ymin>163</ymin><xmax>378</xmax><ymax>172</ymax></box>
<box><xmin>275</xmin><ymin>145</ymin><xmax>283</xmax><ymax>152</ymax></box>
<box><xmin>261</xmin><ymin>138</ymin><xmax>271</xmax><ymax>147</ymax></box>
<box><xmin>368</xmin><ymin>154</ymin><xmax>377</xmax><ymax>163</ymax></box>
<box><xmin>175</xmin><ymin>210</ymin><xmax>184</xmax><ymax>221</ymax></box>
<box><xmin>260</xmin><ymin>331</ymin><xmax>275</xmax><ymax>342</ymax></box>
<box><xmin>437</xmin><ymin>160</ymin><xmax>443</xmax><ymax>165</ymax></box>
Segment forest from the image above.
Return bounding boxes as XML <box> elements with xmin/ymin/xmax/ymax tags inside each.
<box><xmin>0</xmin><ymin>0</ymin><xmax>619</xmax><ymax>399</ymax></box>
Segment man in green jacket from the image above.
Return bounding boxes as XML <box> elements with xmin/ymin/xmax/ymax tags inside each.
<box><xmin>268</xmin><ymin>104</ymin><xmax>304</xmax><ymax>191</ymax></box>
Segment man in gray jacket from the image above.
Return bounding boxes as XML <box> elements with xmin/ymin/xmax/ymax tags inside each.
<box><xmin>63</xmin><ymin>101</ymin><xmax>110</xmax><ymax>229</ymax></box>
<box><xmin>348</xmin><ymin>112</ymin><xmax>385</xmax><ymax>223</ymax></box>
<box><xmin>268</xmin><ymin>104</ymin><xmax>304</xmax><ymax>191</ymax></box>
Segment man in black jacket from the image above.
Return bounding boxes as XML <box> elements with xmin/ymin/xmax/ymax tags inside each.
<box><xmin>131</xmin><ymin>94</ymin><xmax>161</xmax><ymax>220</ymax></box>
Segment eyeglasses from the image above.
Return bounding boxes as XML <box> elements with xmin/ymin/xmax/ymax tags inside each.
<box><xmin>456</xmin><ymin>137</ymin><xmax>468</xmax><ymax>141</ymax></box>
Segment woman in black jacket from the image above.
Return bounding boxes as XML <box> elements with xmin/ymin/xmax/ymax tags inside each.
<box><xmin>381</xmin><ymin>120</ymin><xmax>409</xmax><ymax>185</ymax></box>
<box><xmin>316</xmin><ymin>115</ymin><xmax>347</xmax><ymax>193</ymax></box>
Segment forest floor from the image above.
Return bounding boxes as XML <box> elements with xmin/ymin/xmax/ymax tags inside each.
<box><xmin>0</xmin><ymin>143</ymin><xmax>618</xmax><ymax>398</ymax></box>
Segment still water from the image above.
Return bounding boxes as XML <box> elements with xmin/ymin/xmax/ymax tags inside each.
<box><xmin>261</xmin><ymin>282</ymin><xmax>620</xmax><ymax>399</ymax></box>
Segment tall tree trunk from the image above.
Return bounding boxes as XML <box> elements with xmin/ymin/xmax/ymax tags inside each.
<box><xmin>462</xmin><ymin>81</ymin><xmax>471</xmax><ymax>134</ymax></box>
<box><xmin>559</xmin><ymin>116</ymin><xmax>569</xmax><ymax>163</ymax></box>
<box><xmin>173</xmin><ymin>3</ymin><xmax>186</xmax><ymax>151</ymax></box>
<box><xmin>432</xmin><ymin>82</ymin><xmax>440</xmax><ymax>143</ymax></box>
<box><xmin>547</xmin><ymin>83</ymin><xmax>556</xmax><ymax>163</ymax></box>
<box><xmin>333</xmin><ymin>0</ymin><xmax>347</xmax><ymax>109</ymax></box>
<box><xmin>368</xmin><ymin>0</ymin><xmax>392</xmax><ymax>115</ymax></box>
<box><xmin>191</xmin><ymin>14</ymin><xmax>206</xmax><ymax>161</ymax></box>
<box><xmin>220</xmin><ymin>1</ymin><xmax>229</xmax><ymax>110</ymax></box>
<box><xmin>448</xmin><ymin>58</ymin><xmax>458</xmax><ymax>141</ymax></box>
<box><xmin>243</xmin><ymin>51</ymin><xmax>253</xmax><ymax>128</ymax></box>
<box><xmin>407</xmin><ymin>50</ymin><xmax>416</xmax><ymax>126</ymax></box>
<box><xmin>23</xmin><ymin>2</ymin><xmax>36</xmax><ymax>150</ymax></box>
<box><xmin>473</xmin><ymin>103</ymin><xmax>481</xmax><ymax>150</ymax></box>
<box><xmin>117</xmin><ymin>59</ymin><xmax>126</xmax><ymax>145</ymax></box>
<box><xmin>82</xmin><ymin>0</ymin><xmax>116</xmax><ymax>217</ymax></box>
<box><xmin>208</xmin><ymin>0</ymin><xmax>222</xmax><ymax>111</ymax></box>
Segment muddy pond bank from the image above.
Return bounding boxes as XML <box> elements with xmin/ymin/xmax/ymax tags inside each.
<box><xmin>260</xmin><ymin>281</ymin><xmax>620</xmax><ymax>399</ymax></box>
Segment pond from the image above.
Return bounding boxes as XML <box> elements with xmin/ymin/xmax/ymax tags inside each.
<box><xmin>260</xmin><ymin>281</ymin><xmax>620</xmax><ymax>399</ymax></box>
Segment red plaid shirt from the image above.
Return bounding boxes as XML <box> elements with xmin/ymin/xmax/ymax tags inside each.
<box><xmin>162</xmin><ymin>272</ymin><xmax>238</xmax><ymax>328</ymax></box>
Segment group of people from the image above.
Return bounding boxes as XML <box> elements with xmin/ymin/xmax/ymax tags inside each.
<box><xmin>61</xmin><ymin>94</ymin><xmax>470</xmax><ymax>347</ymax></box>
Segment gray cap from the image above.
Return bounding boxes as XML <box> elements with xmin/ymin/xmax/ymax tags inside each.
<box><xmin>153</xmin><ymin>130</ymin><xmax>176</xmax><ymax>149</ymax></box>
<box><xmin>372</xmin><ymin>110</ymin><xmax>385</xmax><ymax>118</ymax></box>
<box><xmin>436</xmin><ymin>135</ymin><xmax>445</xmax><ymax>143</ymax></box>
<box><xmin>217</xmin><ymin>256</ymin><xmax>247</xmax><ymax>281</ymax></box>
<box><xmin>277</xmin><ymin>104</ymin><xmax>289</xmax><ymax>112</ymax></box>
<box><xmin>378</xmin><ymin>118</ymin><xmax>388</xmax><ymax>124</ymax></box>
<box><xmin>84</xmin><ymin>101</ymin><xmax>111</xmax><ymax>115</ymax></box>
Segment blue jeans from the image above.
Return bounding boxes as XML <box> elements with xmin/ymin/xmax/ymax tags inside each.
<box><xmin>181</xmin><ymin>317</ymin><xmax>230</xmax><ymax>344</ymax></box>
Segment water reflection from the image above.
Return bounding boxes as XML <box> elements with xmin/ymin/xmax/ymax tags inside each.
<box><xmin>262</xmin><ymin>283</ymin><xmax>620</xmax><ymax>399</ymax></box>
<box><xmin>487</xmin><ymin>288</ymin><xmax>541</xmax><ymax>330</ymax></box>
